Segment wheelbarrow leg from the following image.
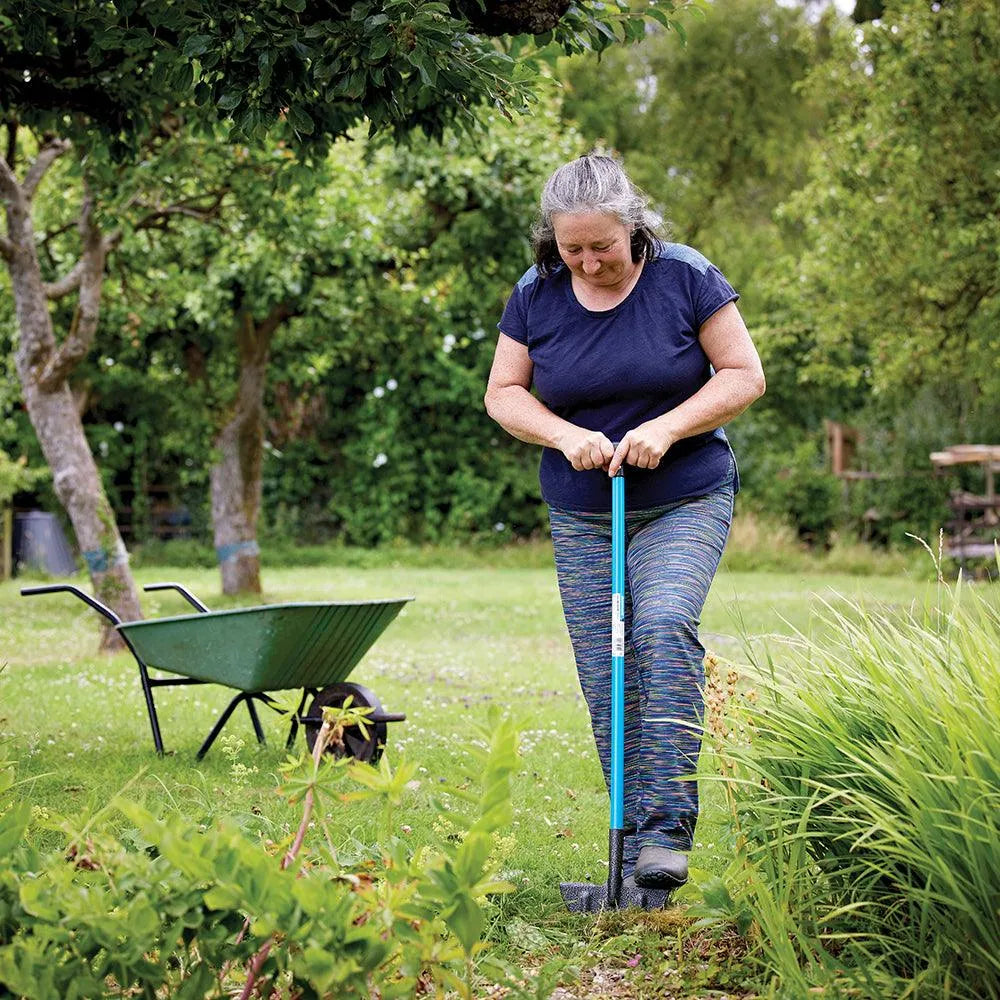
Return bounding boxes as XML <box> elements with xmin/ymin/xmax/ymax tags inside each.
<box><xmin>138</xmin><ymin>662</ymin><xmax>166</xmax><ymax>755</ymax></box>
<box><xmin>197</xmin><ymin>693</ymin><xmax>251</xmax><ymax>760</ymax></box>
<box><xmin>246</xmin><ymin>697</ymin><xmax>266</xmax><ymax>746</ymax></box>
<box><xmin>286</xmin><ymin>690</ymin><xmax>312</xmax><ymax>750</ymax></box>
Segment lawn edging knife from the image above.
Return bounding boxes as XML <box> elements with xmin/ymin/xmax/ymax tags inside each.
<box><xmin>560</xmin><ymin>468</ymin><xmax>673</xmax><ymax>912</ymax></box>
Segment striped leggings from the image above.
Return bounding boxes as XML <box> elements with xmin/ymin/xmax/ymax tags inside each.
<box><xmin>549</xmin><ymin>469</ymin><xmax>734</xmax><ymax>872</ymax></box>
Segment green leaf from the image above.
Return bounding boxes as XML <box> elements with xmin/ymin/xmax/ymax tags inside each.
<box><xmin>699</xmin><ymin>875</ymin><xmax>737</xmax><ymax>913</ymax></box>
<box><xmin>258</xmin><ymin>49</ymin><xmax>274</xmax><ymax>88</ymax></box>
<box><xmin>18</xmin><ymin>874</ymin><xmax>62</xmax><ymax>921</ymax></box>
<box><xmin>409</xmin><ymin>51</ymin><xmax>437</xmax><ymax>87</ymax></box>
<box><xmin>445</xmin><ymin>892</ymin><xmax>484</xmax><ymax>954</ymax></box>
<box><xmin>344</xmin><ymin>69</ymin><xmax>367</xmax><ymax>98</ymax></box>
<box><xmin>504</xmin><ymin>916</ymin><xmax>552</xmax><ymax>952</ymax></box>
<box><xmin>171</xmin><ymin>61</ymin><xmax>194</xmax><ymax>90</ymax></box>
<box><xmin>218</xmin><ymin>89</ymin><xmax>244</xmax><ymax>111</ymax></box>
<box><xmin>368</xmin><ymin>34</ymin><xmax>392</xmax><ymax>61</ymax></box>
<box><xmin>454</xmin><ymin>831</ymin><xmax>491</xmax><ymax>885</ymax></box>
<box><xmin>182</xmin><ymin>33</ymin><xmax>214</xmax><ymax>58</ymax></box>
<box><xmin>203</xmin><ymin>882</ymin><xmax>245</xmax><ymax>910</ymax></box>
<box><xmin>287</xmin><ymin>105</ymin><xmax>316</xmax><ymax>135</ymax></box>
<box><xmin>592</xmin><ymin>19</ymin><xmax>617</xmax><ymax>43</ymax></box>
<box><xmin>0</xmin><ymin>802</ymin><xmax>30</xmax><ymax>856</ymax></box>
<box><xmin>646</xmin><ymin>7</ymin><xmax>675</xmax><ymax>29</ymax></box>
<box><xmin>94</xmin><ymin>27</ymin><xmax>125</xmax><ymax>50</ymax></box>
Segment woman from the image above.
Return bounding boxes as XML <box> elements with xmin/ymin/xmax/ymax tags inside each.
<box><xmin>484</xmin><ymin>154</ymin><xmax>764</xmax><ymax>889</ymax></box>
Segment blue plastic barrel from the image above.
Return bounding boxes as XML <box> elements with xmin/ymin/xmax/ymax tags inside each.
<box><xmin>13</xmin><ymin>511</ymin><xmax>78</xmax><ymax>576</ymax></box>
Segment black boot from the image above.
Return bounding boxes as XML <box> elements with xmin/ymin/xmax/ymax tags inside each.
<box><xmin>634</xmin><ymin>846</ymin><xmax>688</xmax><ymax>888</ymax></box>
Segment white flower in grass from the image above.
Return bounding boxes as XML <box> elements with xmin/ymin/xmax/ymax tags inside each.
<box><xmin>373</xmin><ymin>453</ymin><xmax>388</xmax><ymax>468</ymax></box>
<box><xmin>373</xmin><ymin>385</ymin><xmax>386</xmax><ymax>398</ymax></box>
<box><xmin>386</xmin><ymin>378</ymin><xmax>398</xmax><ymax>390</ymax></box>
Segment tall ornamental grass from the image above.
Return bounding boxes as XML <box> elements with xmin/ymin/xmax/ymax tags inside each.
<box><xmin>710</xmin><ymin>576</ymin><xmax>1000</xmax><ymax>998</ymax></box>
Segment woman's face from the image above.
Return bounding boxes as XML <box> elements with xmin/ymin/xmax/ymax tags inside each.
<box><xmin>551</xmin><ymin>211</ymin><xmax>635</xmax><ymax>289</ymax></box>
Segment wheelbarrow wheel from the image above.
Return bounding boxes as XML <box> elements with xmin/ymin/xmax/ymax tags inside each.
<box><xmin>303</xmin><ymin>682</ymin><xmax>388</xmax><ymax>764</ymax></box>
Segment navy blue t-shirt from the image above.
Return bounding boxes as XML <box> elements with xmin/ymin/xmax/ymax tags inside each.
<box><xmin>498</xmin><ymin>242</ymin><xmax>739</xmax><ymax>512</ymax></box>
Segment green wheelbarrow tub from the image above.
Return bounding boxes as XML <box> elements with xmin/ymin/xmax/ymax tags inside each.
<box><xmin>116</xmin><ymin>599</ymin><xmax>412</xmax><ymax>692</ymax></box>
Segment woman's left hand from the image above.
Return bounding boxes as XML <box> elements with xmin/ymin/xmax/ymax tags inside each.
<box><xmin>608</xmin><ymin>422</ymin><xmax>675</xmax><ymax>476</ymax></box>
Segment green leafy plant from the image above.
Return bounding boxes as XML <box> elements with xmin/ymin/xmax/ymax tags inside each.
<box><xmin>707</xmin><ymin>575</ymin><xmax>1000</xmax><ymax>998</ymax></box>
<box><xmin>0</xmin><ymin>705</ymin><xmax>528</xmax><ymax>998</ymax></box>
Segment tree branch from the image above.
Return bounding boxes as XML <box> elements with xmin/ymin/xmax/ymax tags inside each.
<box><xmin>132</xmin><ymin>188</ymin><xmax>230</xmax><ymax>233</ymax></box>
<box><xmin>255</xmin><ymin>301</ymin><xmax>297</xmax><ymax>343</ymax></box>
<box><xmin>4</xmin><ymin>121</ymin><xmax>16</xmax><ymax>171</ymax></box>
<box><xmin>43</xmin><ymin>258</ymin><xmax>85</xmax><ymax>299</ymax></box>
<box><xmin>40</xmin><ymin>220</ymin><xmax>77</xmax><ymax>246</ymax></box>
<box><xmin>0</xmin><ymin>152</ymin><xmax>22</xmax><ymax>262</ymax></box>
<box><xmin>0</xmin><ymin>149</ymin><xmax>19</xmax><ymax>203</ymax></box>
<box><xmin>451</xmin><ymin>0</ymin><xmax>572</xmax><ymax>34</ymax></box>
<box><xmin>23</xmin><ymin>137</ymin><xmax>71</xmax><ymax>201</ymax></box>
<box><xmin>39</xmin><ymin>184</ymin><xmax>106</xmax><ymax>389</ymax></box>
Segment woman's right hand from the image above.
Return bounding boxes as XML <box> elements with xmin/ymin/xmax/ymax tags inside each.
<box><xmin>557</xmin><ymin>427</ymin><xmax>615</xmax><ymax>471</ymax></box>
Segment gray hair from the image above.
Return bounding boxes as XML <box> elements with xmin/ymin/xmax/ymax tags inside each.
<box><xmin>531</xmin><ymin>154</ymin><xmax>664</xmax><ymax>276</ymax></box>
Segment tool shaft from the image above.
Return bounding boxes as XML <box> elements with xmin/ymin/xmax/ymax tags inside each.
<box><xmin>610</xmin><ymin>472</ymin><xmax>625</xmax><ymax>832</ymax></box>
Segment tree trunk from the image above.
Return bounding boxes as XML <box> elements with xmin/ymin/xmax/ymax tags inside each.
<box><xmin>210</xmin><ymin>310</ymin><xmax>277</xmax><ymax>595</ymax></box>
<box><xmin>2</xmin><ymin>144</ymin><xmax>141</xmax><ymax>650</ymax></box>
<box><xmin>18</xmin><ymin>369</ymin><xmax>141</xmax><ymax>647</ymax></box>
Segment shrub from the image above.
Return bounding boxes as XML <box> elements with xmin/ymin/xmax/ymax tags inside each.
<box><xmin>736</xmin><ymin>436</ymin><xmax>843</xmax><ymax>550</ymax></box>
<box><xmin>0</xmin><ymin>710</ymin><xmax>536</xmax><ymax>999</ymax></box>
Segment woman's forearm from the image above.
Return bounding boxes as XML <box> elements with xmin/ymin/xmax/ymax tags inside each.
<box><xmin>484</xmin><ymin>384</ymin><xmax>578</xmax><ymax>449</ymax></box>
<box><xmin>652</xmin><ymin>368</ymin><xmax>766</xmax><ymax>444</ymax></box>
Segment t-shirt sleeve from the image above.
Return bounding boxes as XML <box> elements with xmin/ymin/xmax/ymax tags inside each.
<box><xmin>497</xmin><ymin>283</ymin><xmax>529</xmax><ymax>345</ymax></box>
<box><xmin>694</xmin><ymin>264</ymin><xmax>739</xmax><ymax>327</ymax></box>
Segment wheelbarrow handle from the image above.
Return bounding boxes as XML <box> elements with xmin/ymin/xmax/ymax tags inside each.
<box><xmin>20</xmin><ymin>584</ymin><xmax>122</xmax><ymax>625</ymax></box>
<box><xmin>143</xmin><ymin>582</ymin><xmax>210</xmax><ymax>613</ymax></box>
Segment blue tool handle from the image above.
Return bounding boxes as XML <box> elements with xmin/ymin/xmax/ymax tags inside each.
<box><xmin>610</xmin><ymin>470</ymin><xmax>625</xmax><ymax>831</ymax></box>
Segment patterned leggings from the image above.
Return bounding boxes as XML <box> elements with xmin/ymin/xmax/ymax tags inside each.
<box><xmin>549</xmin><ymin>468</ymin><xmax>734</xmax><ymax>873</ymax></box>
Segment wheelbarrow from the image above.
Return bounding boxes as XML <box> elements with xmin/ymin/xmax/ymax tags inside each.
<box><xmin>21</xmin><ymin>581</ymin><xmax>412</xmax><ymax>762</ymax></box>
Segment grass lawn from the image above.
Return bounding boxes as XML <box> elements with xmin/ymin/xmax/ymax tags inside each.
<box><xmin>1</xmin><ymin>553</ymin><xmax>945</xmax><ymax>996</ymax></box>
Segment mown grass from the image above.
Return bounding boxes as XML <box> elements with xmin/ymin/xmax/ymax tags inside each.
<box><xmin>2</xmin><ymin>547</ymin><xmax>949</xmax><ymax>996</ymax></box>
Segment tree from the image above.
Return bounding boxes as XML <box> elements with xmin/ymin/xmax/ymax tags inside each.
<box><xmin>778</xmin><ymin>0</ymin><xmax>1000</xmax><ymax>440</ymax></box>
<box><xmin>313</xmin><ymin>105</ymin><xmax>584</xmax><ymax>545</ymax></box>
<box><xmin>90</xmin><ymin>103</ymin><xmax>581</xmax><ymax>552</ymax></box>
<box><xmin>102</xmin><ymin>139</ymin><xmax>387</xmax><ymax>592</ymax></box>
<box><xmin>1</xmin><ymin>137</ymin><xmax>143</xmax><ymax>642</ymax></box>
<box><xmin>724</xmin><ymin>0</ymin><xmax>1000</xmax><ymax>542</ymax></box>
<box><xmin>557</xmin><ymin>0</ymin><xmax>836</xmax><ymax>508</ymax></box>
<box><xmin>1</xmin><ymin>1</ymin><xmax>684</xmax><ymax>639</ymax></box>
<box><xmin>560</xmin><ymin>0</ymin><xmax>827</xmax><ymax>314</ymax></box>
<box><xmin>1</xmin><ymin>2</ymin><xmax>681</xmax><ymax>150</ymax></box>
